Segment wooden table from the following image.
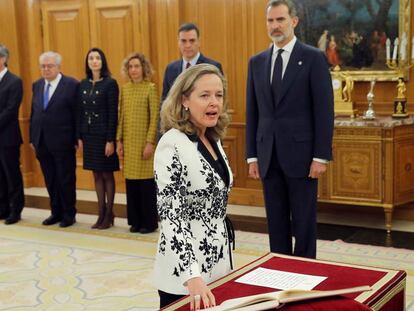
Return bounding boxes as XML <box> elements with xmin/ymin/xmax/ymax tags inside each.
<box><xmin>318</xmin><ymin>116</ymin><xmax>414</xmax><ymax>232</ymax></box>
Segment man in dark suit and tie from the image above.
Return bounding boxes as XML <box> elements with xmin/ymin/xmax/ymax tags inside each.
<box><xmin>161</xmin><ymin>23</ymin><xmax>223</xmax><ymax>101</ymax></box>
<box><xmin>246</xmin><ymin>0</ymin><xmax>334</xmax><ymax>258</ymax></box>
<box><xmin>30</xmin><ymin>51</ymin><xmax>79</xmax><ymax>227</ymax></box>
<box><xmin>0</xmin><ymin>44</ymin><xmax>24</xmax><ymax>225</ymax></box>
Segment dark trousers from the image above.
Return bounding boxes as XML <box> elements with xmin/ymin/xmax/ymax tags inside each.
<box><xmin>158</xmin><ymin>290</ymin><xmax>185</xmax><ymax>309</ymax></box>
<box><xmin>125</xmin><ymin>178</ymin><xmax>158</xmax><ymax>231</ymax></box>
<box><xmin>36</xmin><ymin>139</ymin><xmax>77</xmax><ymax>221</ymax></box>
<box><xmin>0</xmin><ymin>146</ymin><xmax>24</xmax><ymax>218</ymax></box>
<box><xmin>261</xmin><ymin>145</ymin><xmax>318</xmax><ymax>259</ymax></box>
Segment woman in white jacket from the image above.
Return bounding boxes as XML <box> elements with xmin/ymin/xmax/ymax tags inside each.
<box><xmin>153</xmin><ymin>64</ymin><xmax>233</xmax><ymax>310</ymax></box>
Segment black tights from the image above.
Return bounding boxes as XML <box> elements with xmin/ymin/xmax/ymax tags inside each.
<box><xmin>93</xmin><ymin>171</ymin><xmax>115</xmax><ymax>210</ymax></box>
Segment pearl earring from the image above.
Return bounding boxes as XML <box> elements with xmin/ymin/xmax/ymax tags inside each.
<box><xmin>185</xmin><ymin>107</ymin><xmax>189</xmax><ymax>111</ymax></box>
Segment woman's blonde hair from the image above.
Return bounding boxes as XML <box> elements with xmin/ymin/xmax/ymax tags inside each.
<box><xmin>121</xmin><ymin>52</ymin><xmax>154</xmax><ymax>81</ymax></box>
<box><xmin>160</xmin><ymin>64</ymin><xmax>230</xmax><ymax>141</ymax></box>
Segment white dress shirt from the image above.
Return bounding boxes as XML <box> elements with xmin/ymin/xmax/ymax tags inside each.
<box><xmin>0</xmin><ymin>67</ymin><xmax>8</xmax><ymax>82</ymax></box>
<box><xmin>181</xmin><ymin>52</ymin><xmax>201</xmax><ymax>71</ymax></box>
<box><xmin>44</xmin><ymin>73</ymin><xmax>62</xmax><ymax>100</ymax></box>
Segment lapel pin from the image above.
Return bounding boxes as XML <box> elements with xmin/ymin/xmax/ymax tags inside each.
<box><xmin>298</xmin><ymin>61</ymin><xmax>303</xmax><ymax>65</ymax></box>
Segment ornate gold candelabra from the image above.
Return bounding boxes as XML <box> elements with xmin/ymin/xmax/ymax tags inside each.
<box><xmin>385</xmin><ymin>58</ymin><xmax>414</xmax><ymax>76</ymax></box>
<box><xmin>385</xmin><ymin>34</ymin><xmax>414</xmax><ymax>73</ymax></box>
<box><xmin>385</xmin><ymin>35</ymin><xmax>412</xmax><ymax>117</ymax></box>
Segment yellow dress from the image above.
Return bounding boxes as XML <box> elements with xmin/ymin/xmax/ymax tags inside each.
<box><xmin>116</xmin><ymin>81</ymin><xmax>159</xmax><ymax>179</ymax></box>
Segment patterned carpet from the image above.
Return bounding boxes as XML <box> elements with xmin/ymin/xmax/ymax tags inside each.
<box><xmin>0</xmin><ymin>219</ymin><xmax>413</xmax><ymax>310</ymax></box>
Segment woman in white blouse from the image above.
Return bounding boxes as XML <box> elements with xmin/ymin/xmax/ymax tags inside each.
<box><xmin>153</xmin><ymin>64</ymin><xmax>233</xmax><ymax>310</ymax></box>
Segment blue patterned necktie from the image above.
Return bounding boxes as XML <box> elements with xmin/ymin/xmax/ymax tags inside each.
<box><xmin>271</xmin><ymin>49</ymin><xmax>284</xmax><ymax>102</ymax></box>
<box><xmin>43</xmin><ymin>83</ymin><xmax>51</xmax><ymax>110</ymax></box>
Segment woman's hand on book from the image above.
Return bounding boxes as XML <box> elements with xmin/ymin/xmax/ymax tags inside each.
<box><xmin>187</xmin><ymin>277</ymin><xmax>216</xmax><ymax>310</ymax></box>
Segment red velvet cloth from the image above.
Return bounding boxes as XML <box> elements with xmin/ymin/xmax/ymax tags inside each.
<box><xmin>168</xmin><ymin>254</ymin><xmax>406</xmax><ymax>311</ymax></box>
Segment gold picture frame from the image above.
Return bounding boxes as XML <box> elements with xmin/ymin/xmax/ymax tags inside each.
<box><xmin>349</xmin><ymin>0</ymin><xmax>411</xmax><ymax>81</ymax></box>
<box><xmin>296</xmin><ymin>0</ymin><xmax>411</xmax><ymax>81</ymax></box>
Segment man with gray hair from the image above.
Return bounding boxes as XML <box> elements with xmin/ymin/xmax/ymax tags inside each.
<box><xmin>30</xmin><ymin>51</ymin><xmax>79</xmax><ymax>227</ymax></box>
<box><xmin>0</xmin><ymin>44</ymin><xmax>24</xmax><ymax>224</ymax></box>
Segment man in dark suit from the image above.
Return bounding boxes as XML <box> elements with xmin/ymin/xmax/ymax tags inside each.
<box><xmin>30</xmin><ymin>51</ymin><xmax>79</xmax><ymax>227</ymax></box>
<box><xmin>161</xmin><ymin>23</ymin><xmax>223</xmax><ymax>101</ymax></box>
<box><xmin>0</xmin><ymin>44</ymin><xmax>24</xmax><ymax>225</ymax></box>
<box><xmin>245</xmin><ymin>0</ymin><xmax>334</xmax><ymax>258</ymax></box>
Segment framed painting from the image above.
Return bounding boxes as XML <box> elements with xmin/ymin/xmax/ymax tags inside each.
<box><xmin>295</xmin><ymin>0</ymin><xmax>411</xmax><ymax>81</ymax></box>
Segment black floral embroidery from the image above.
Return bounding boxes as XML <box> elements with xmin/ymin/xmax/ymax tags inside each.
<box><xmin>156</xmin><ymin>145</ymin><xmax>229</xmax><ymax>278</ymax></box>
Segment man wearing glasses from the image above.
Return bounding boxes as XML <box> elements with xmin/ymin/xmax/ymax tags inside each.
<box><xmin>30</xmin><ymin>51</ymin><xmax>79</xmax><ymax>228</ymax></box>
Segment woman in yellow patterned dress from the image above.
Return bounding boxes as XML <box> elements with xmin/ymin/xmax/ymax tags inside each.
<box><xmin>116</xmin><ymin>53</ymin><xmax>159</xmax><ymax>233</ymax></box>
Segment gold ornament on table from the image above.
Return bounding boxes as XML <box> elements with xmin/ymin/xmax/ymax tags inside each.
<box><xmin>331</xmin><ymin>66</ymin><xmax>357</xmax><ymax>117</ymax></box>
<box><xmin>363</xmin><ymin>80</ymin><xmax>376</xmax><ymax>120</ymax></box>
<box><xmin>392</xmin><ymin>78</ymin><xmax>408</xmax><ymax>118</ymax></box>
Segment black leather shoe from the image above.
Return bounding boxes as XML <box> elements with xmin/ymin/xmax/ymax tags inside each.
<box><xmin>59</xmin><ymin>218</ymin><xmax>76</xmax><ymax>228</ymax></box>
<box><xmin>130</xmin><ymin>226</ymin><xmax>139</xmax><ymax>233</ymax></box>
<box><xmin>4</xmin><ymin>215</ymin><xmax>20</xmax><ymax>225</ymax></box>
<box><xmin>42</xmin><ymin>215</ymin><xmax>61</xmax><ymax>226</ymax></box>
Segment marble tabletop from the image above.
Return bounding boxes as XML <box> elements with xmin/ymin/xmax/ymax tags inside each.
<box><xmin>334</xmin><ymin>116</ymin><xmax>414</xmax><ymax>128</ymax></box>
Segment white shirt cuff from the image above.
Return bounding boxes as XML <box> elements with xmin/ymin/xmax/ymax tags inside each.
<box><xmin>247</xmin><ymin>158</ymin><xmax>258</xmax><ymax>164</ymax></box>
<box><xmin>313</xmin><ymin>157</ymin><xmax>328</xmax><ymax>164</ymax></box>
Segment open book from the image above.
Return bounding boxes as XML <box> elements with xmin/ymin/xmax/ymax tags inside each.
<box><xmin>207</xmin><ymin>285</ymin><xmax>371</xmax><ymax>311</ymax></box>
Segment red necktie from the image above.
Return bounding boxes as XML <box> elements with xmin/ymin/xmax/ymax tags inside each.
<box><xmin>185</xmin><ymin>62</ymin><xmax>191</xmax><ymax>69</ymax></box>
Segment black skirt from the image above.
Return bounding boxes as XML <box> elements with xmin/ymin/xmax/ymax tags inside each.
<box><xmin>82</xmin><ymin>134</ymin><xmax>119</xmax><ymax>172</ymax></box>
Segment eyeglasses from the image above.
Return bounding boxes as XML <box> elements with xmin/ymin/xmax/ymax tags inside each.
<box><xmin>40</xmin><ymin>64</ymin><xmax>57</xmax><ymax>69</ymax></box>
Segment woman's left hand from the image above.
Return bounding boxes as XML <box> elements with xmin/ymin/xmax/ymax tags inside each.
<box><xmin>105</xmin><ymin>142</ymin><xmax>115</xmax><ymax>157</ymax></box>
<box><xmin>142</xmin><ymin>143</ymin><xmax>155</xmax><ymax>160</ymax></box>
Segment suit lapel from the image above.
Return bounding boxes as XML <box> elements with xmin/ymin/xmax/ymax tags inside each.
<box><xmin>277</xmin><ymin>41</ymin><xmax>304</xmax><ymax>104</ymax></box>
<box><xmin>45</xmin><ymin>76</ymin><xmax>65</xmax><ymax>110</ymax></box>
<box><xmin>216</xmin><ymin>141</ymin><xmax>233</xmax><ymax>189</ymax></box>
<box><xmin>177</xmin><ymin>60</ymin><xmax>184</xmax><ymax>76</ymax></box>
<box><xmin>196</xmin><ymin>54</ymin><xmax>205</xmax><ymax>64</ymax></box>
<box><xmin>194</xmin><ymin>137</ymin><xmax>232</xmax><ymax>189</ymax></box>
<box><xmin>263</xmin><ymin>47</ymin><xmax>274</xmax><ymax>110</ymax></box>
<box><xmin>0</xmin><ymin>71</ymin><xmax>10</xmax><ymax>86</ymax></box>
<box><xmin>37</xmin><ymin>82</ymin><xmax>44</xmax><ymax>110</ymax></box>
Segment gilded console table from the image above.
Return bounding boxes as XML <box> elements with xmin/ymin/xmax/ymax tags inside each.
<box><xmin>318</xmin><ymin>116</ymin><xmax>414</xmax><ymax>233</ymax></box>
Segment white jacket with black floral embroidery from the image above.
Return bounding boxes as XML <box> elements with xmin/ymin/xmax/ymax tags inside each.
<box><xmin>153</xmin><ymin>128</ymin><xmax>233</xmax><ymax>295</ymax></box>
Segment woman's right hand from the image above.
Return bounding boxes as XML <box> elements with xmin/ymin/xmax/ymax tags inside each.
<box><xmin>187</xmin><ymin>277</ymin><xmax>216</xmax><ymax>310</ymax></box>
<box><xmin>77</xmin><ymin>139</ymin><xmax>83</xmax><ymax>151</ymax></box>
<box><xmin>116</xmin><ymin>141</ymin><xmax>123</xmax><ymax>157</ymax></box>
<box><xmin>105</xmin><ymin>142</ymin><xmax>115</xmax><ymax>157</ymax></box>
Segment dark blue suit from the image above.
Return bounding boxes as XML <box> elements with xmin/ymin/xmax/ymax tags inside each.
<box><xmin>161</xmin><ymin>53</ymin><xmax>223</xmax><ymax>101</ymax></box>
<box><xmin>30</xmin><ymin>75</ymin><xmax>79</xmax><ymax>222</ymax></box>
<box><xmin>246</xmin><ymin>40</ymin><xmax>334</xmax><ymax>258</ymax></box>
<box><xmin>0</xmin><ymin>70</ymin><xmax>24</xmax><ymax>219</ymax></box>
